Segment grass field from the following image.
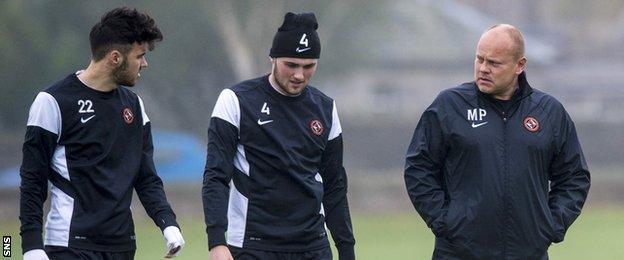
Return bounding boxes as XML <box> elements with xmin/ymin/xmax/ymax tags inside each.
<box><xmin>2</xmin><ymin>208</ymin><xmax>623</xmax><ymax>259</ymax></box>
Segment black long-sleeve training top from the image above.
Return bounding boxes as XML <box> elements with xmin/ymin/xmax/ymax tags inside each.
<box><xmin>405</xmin><ymin>72</ymin><xmax>590</xmax><ymax>259</ymax></box>
<box><xmin>202</xmin><ymin>75</ymin><xmax>355</xmax><ymax>258</ymax></box>
<box><xmin>20</xmin><ymin>72</ymin><xmax>178</xmax><ymax>253</ymax></box>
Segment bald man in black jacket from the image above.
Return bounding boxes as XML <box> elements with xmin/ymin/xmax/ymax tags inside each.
<box><xmin>404</xmin><ymin>24</ymin><xmax>590</xmax><ymax>259</ymax></box>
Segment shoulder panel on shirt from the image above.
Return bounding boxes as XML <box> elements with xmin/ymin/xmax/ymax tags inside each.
<box><xmin>137</xmin><ymin>95</ymin><xmax>150</xmax><ymax>125</ymax></box>
<box><xmin>27</xmin><ymin>92</ymin><xmax>62</xmax><ymax>137</ymax></box>
<box><xmin>528</xmin><ymin>88</ymin><xmax>562</xmax><ymax>107</ymax></box>
<box><xmin>525</xmin><ymin>88</ymin><xmax>569</xmax><ymax>120</ymax></box>
<box><xmin>328</xmin><ymin>101</ymin><xmax>342</xmax><ymax>141</ymax></box>
<box><xmin>211</xmin><ymin>89</ymin><xmax>240</xmax><ymax>129</ymax></box>
<box><xmin>230</xmin><ymin>76</ymin><xmax>265</xmax><ymax>93</ymax></box>
<box><xmin>305</xmin><ymin>85</ymin><xmax>339</xmax><ymax>140</ymax></box>
<box><xmin>306</xmin><ymin>85</ymin><xmax>334</xmax><ymax>103</ymax></box>
<box><xmin>444</xmin><ymin>82</ymin><xmax>479</xmax><ymax>104</ymax></box>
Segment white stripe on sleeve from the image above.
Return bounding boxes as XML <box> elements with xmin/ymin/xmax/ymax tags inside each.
<box><xmin>137</xmin><ymin>95</ymin><xmax>150</xmax><ymax>125</ymax></box>
<box><xmin>27</xmin><ymin>92</ymin><xmax>62</xmax><ymax>138</ymax></box>
<box><xmin>211</xmin><ymin>89</ymin><xmax>240</xmax><ymax>129</ymax></box>
<box><xmin>328</xmin><ymin>101</ymin><xmax>342</xmax><ymax>141</ymax></box>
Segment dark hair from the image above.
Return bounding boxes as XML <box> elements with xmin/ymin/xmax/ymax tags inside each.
<box><xmin>89</xmin><ymin>7</ymin><xmax>163</xmax><ymax>61</ymax></box>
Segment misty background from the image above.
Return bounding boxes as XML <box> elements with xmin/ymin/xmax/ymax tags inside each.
<box><xmin>1</xmin><ymin>0</ymin><xmax>623</xmax><ymax>227</ymax></box>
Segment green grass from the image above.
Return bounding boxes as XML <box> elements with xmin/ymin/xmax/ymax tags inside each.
<box><xmin>2</xmin><ymin>209</ymin><xmax>623</xmax><ymax>259</ymax></box>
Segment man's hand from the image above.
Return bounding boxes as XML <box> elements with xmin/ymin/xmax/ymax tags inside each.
<box><xmin>23</xmin><ymin>249</ymin><xmax>50</xmax><ymax>260</ymax></box>
<box><xmin>209</xmin><ymin>245</ymin><xmax>233</xmax><ymax>260</ymax></box>
<box><xmin>163</xmin><ymin>226</ymin><xmax>185</xmax><ymax>258</ymax></box>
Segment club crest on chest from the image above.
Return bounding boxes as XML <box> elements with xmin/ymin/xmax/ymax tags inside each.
<box><xmin>123</xmin><ymin>108</ymin><xmax>134</xmax><ymax>124</ymax></box>
<box><xmin>310</xmin><ymin>120</ymin><xmax>323</xmax><ymax>136</ymax></box>
<box><xmin>523</xmin><ymin>116</ymin><xmax>540</xmax><ymax>132</ymax></box>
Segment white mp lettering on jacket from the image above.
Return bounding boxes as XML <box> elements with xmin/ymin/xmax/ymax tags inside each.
<box><xmin>467</xmin><ymin>108</ymin><xmax>488</xmax><ymax>128</ymax></box>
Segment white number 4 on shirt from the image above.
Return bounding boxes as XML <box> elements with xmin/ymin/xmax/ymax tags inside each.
<box><xmin>261</xmin><ymin>102</ymin><xmax>270</xmax><ymax>115</ymax></box>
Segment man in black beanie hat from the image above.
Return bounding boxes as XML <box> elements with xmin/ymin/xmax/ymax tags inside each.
<box><xmin>203</xmin><ymin>12</ymin><xmax>355</xmax><ymax>260</ymax></box>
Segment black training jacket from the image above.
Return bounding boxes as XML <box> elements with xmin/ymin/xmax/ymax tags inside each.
<box><xmin>404</xmin><ymin>72</ymin><xmax>590</xmax><ymax>259</ymax></box>
<box><xmin>20</xmin><ymin>73</ymin><xmax>178</xmax><ymax>252</ymax></box>
<box><xmin>202</xmin><ymin>75</ymin><xmax>355</xmax><ymax>258</ymax></box>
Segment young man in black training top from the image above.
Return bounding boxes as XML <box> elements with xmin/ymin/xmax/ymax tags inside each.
<box><xmin>19</xmin><ymin>7</ymin><xmax>184</xmax><ymax>260</ymax></box>
<box><xmin>404</xmin><ymin>24</ymin><xmax>590</xmax><ymax>259</ymax></box>
<box><xmin>203</xmin><ymin>12</ymin><xmax>356</xmax><ymax>260</ymax></box>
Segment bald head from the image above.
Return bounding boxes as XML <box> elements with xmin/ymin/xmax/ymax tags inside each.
<box><xmin>481</xmin><ymin>24</ymin><xmax>525</xmax><ymax>60</ymax></box>
<box><xmin>474</xmin><ymin>24</ymin><xmax>527</xmax><ymax>100</ymax></box>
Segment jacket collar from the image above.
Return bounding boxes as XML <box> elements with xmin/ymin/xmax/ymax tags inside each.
<box><xmin>516</xmin><ymin>71</ymin><xmax>533</xmax><ymax>99</ymax></box>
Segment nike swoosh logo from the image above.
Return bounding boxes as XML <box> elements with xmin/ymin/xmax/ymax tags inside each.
<box><xmin>296</xmin><ymin>47</ymin><xmax>311</xmax><ymax>53</ymax></box>
<box><xmin>257</xmin><ymin>119</ymin><xmax>273</xmax><ymax>125</ymax></box>
<box><xmin>81</xmin><ymin>115</ymin><xmax>95</xmax><ymax>123</ymax></box>
<box><xmin>471</xmin><ymin>121</ymin><xmax>488</xmax><ymax>128</ymax></box>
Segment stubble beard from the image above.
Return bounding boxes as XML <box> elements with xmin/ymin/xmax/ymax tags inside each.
<box><xmin>272</xmin><ymin>65</ymin><xmax>305</xmax><ymax>96</ymax></box>
<box><xmin>112</xmin><ymin>58</ymin><xmax>136</xmax><ymax>87</ymax></box>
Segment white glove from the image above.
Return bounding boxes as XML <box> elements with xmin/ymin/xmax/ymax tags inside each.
<box><xmin>23</xmin><ymin>249</ymin><xmax>50</xmax><ymax>260</ymax></box>
<box><xmin>163</xmin><ymin>226</ymin><xmax>185</xmax><ymax>258</ymax></box>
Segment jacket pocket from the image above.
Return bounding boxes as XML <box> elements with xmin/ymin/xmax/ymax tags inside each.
<box><xmin>543</xmin><ymin>210</ymin><xmax>558</xmax><ymax>242</ymax></box>
<box><xmin>443</xmin><ymin>200</ymin><xmax>473</xmax><ymax>242</ymax></box>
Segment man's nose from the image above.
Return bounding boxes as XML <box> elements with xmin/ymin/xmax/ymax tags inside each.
<box><xmin>479</xmin><ymin>62</ymin><xmax>489</xmax><ymax>73</ymax></box>
<box><xmin>293</xmin><ymin>68</ymin><xmax>304</xmax><ymax>80</ymax></box>
<box><xmin>141</xmin><ymin>57</ymin><xmax>148</xmax><ymax>68</ymax></box>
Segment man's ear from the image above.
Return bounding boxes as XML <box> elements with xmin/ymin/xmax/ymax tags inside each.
<box><xmin>516</xmin><ymin>56</ymin><xmax>527</xmax><ymax>75</ymax></box>
<box><xmin>107</xmin><ymin>50</ymin><xmax>124</xmax><ymax>67</ymax></box>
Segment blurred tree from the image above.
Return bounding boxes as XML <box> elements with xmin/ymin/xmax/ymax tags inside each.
<box><xmin>0</xmin><ymin>1</ymin><xmax>90</xmax><ymax>131</ymax></box>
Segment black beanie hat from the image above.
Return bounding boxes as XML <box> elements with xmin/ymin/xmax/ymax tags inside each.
<box><xmin>269</xmin><ymin>12</ymin><xmax>320</xmax><ymax>59</ymax></box>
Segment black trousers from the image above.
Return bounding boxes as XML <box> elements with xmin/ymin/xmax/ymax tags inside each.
<box><xmin>431</xmin><ymin>237</ymin><xmax>549</xmax><ymax>260</ymax></box>
<box><xmin>230</xmin><ymin>246</ymin><xmax>332</xmax><ymax>260</ymax></box>
<box><xmin>45</xmin><ymin>246</ymin><xmax>135</xmax><ymax>260</ymax></box>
